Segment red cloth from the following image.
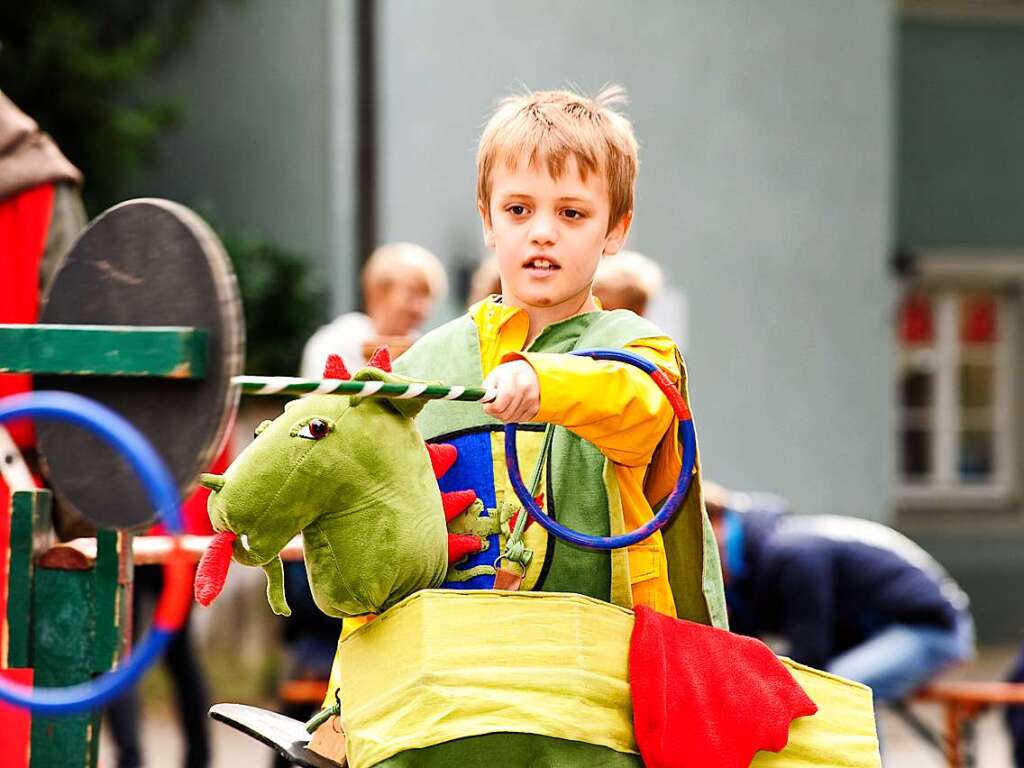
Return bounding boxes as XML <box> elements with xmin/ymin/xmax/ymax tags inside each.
<box><xmin>629</xmin><ymin>606</ymin><xmax>817</xmax><ymax>768</ymax></box>
<box><xmin>0</xmin><ymin>183</ymin><xmax>52</xmax><ymax>647</ymax></box>
<box><xmin>0</xmin><ymin>183</ymin><xmax>54</xmax><ymax>447</ymax></box>
<box><xmin>0</xmin><ymin>668</ymin><xmax>32</xmax><ymax>767</ymax></box>
<box><xmin>0</xmin><ymin>482</ymin><xmax>9</xmax><ymax>650</ymax></box>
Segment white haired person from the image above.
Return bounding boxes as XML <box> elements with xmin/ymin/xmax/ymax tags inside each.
<box><xmin>592</xmin><ymin>249</ymin><xmax>664</xmax><ymax>316</ymax></box>
<box><xmin>300</xmin><ymin>242</ymin><xmax>447</xmax><ymax>376</ymax></box>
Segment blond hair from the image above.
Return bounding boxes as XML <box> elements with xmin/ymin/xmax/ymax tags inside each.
<box><xmin>595</xmin><ymin>250</ymin><xmax>664</xmax><ymax>298</ymax></box>
<box><xmin>362</xmin><ymin>242</ymin><xmax>448</xmax><ymax>301</ymax></box>
<box><xmin>476</xmin><ymin>85</ymin><xmax>639</xmax><ymax>231</ymax></box>
<box><xmin>593</xmin><ymin>250</ymin><xmax>664</xmax><ymax>315</ymax></box>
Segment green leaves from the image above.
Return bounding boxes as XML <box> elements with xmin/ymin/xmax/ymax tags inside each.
<box><xmin>0</xmin><ymin>0</ymin><xmax>206</xmax><ymax>211</ymax></box>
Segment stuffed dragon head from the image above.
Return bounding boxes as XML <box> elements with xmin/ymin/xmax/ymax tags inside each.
<box><xmin>193</xmin><ymin>348</ymin><xmax>482</xmax><ymax>617</ymax></box>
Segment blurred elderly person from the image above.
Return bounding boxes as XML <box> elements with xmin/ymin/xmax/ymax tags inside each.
<box><xmin>300</xmin><ymin>242</ymin><xmax>447</xmax><ymax>376</ymax></box>
<box><xmin>592</xmin><ymin>249</ymin><xmax>664</xmax><ymax>316</ymax></box>
<box><xmin>467</xmin><ymin>254</ymin><xmax>501</xmax><ymax>307</ymax></box>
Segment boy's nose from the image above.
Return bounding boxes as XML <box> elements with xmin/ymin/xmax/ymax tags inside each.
<box><xmin>529</xmin><ymin>215</ymin><xmax>557</xmax><ymax>245</ymax></box>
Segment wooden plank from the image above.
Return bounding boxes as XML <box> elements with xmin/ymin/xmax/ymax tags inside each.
<box><xmin>0</xmin><ymin>324</ymin><xmax>207</xmax><ymax>379</ymax></box>
<box><xmin>915</xmin><ymin>681</ymin><xmax>1024</xmax><ymax>705</ymax></box>
<box><xmin>30</xmin><ymin>563</ymin><xmax>99</xmax><ymax>768</ymax></box>
<box><xmin>38</xmin><ymin>546</ymin><xmax>91</xmax><ymax>571</ymax></box>
<box><xmin>279</xmin><ymin>679</ymin><xmax>329</xmax><ymax>705</ymax></box>
<box><xmin>59</xmin><ymin>533</ymin><xmax>305</xmax><ymax>565</ymax></box>
<box><xmin>5</xmin><ymin>490</ymin><xmax>51</xmax><ymax>669</ymax></box>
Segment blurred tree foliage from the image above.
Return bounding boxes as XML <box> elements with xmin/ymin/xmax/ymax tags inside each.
<box><xmin>1</xmin><ymin>1</ymin><xmax>328</xmax><ymax>375</ymax></box>
<box><xmin>219</xmin><ymin>228</ymin><xmax>327</xmax><ymax>376</ymax></box>
<box><xmin>0</xmin><ymin>0</ymin><xmax>213</xmax><ymax>213</ymax></box>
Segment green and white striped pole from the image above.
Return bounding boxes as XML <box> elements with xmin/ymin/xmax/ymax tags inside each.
<box><xmin>232</xmin><ymin>376</ymin><xmax>497</xmax><ymax>403</ymax></box>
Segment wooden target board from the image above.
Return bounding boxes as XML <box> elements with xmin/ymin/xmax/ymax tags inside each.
<box><xmin>36</xmin><ymin>199</ymin><xmax>243</xmax><ymax>529</ymax></box>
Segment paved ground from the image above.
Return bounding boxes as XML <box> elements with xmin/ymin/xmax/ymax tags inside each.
<box><xmin>96</xmin><ymin>643</ymin><xmax>1023</xmax><ymax>768</ymax></box>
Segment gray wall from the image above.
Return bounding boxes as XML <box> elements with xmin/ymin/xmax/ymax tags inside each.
<box><xmin>129</xmin><ymin>0</ymin><xmax>358</xmax><ymax>312</ymax></box>
<box><xmin>899</xmin><ymin>21</ymin><xmax>1024</xmax><ymax>247</ymax></box>
<box><xmin>375</xmin><ymin>0</ymin><xmax>894</xmax><ymax>521</ymax></box>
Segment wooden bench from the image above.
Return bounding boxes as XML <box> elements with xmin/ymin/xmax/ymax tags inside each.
<box><xmin>910</xmin><ymin>681</ymin><xmax>1024</xmax><ymax>767</ymax></box>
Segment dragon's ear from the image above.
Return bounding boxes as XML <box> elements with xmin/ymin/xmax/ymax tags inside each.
<box><xmin>352</xmin><ymin>368</ymin><xmax>429</xmax><ymax>420</ymax></box>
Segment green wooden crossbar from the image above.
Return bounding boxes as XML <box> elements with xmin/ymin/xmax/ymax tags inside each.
<box><xmin>0</xmin><ymin>324</ymin><xmax>207</xmax><ymax>378</ymax></box>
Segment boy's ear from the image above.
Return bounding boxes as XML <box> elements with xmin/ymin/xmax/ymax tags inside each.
<box><xmin>603</xmin><ymin>210</ymin><xmax>633</xmax><ymax>256</ymax></box>
<box><xmin>352</xmin><ymin>367</ymin><xmax>429</xmax><ymax>420</ymax></box>
<box><xmin>478</xmin><ymin>200</ymin><xmax>496</xmax><ymax>249</ymax></box>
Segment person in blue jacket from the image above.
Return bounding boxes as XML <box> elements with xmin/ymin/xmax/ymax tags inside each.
<box><xmin>705</xmin><ymin>483</ymin><xmax>975</xmax><ymax>703</ymax></box>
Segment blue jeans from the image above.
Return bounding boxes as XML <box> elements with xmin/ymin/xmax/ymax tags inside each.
<box><xmin>826</xmin><ymin>612</ymin><xmax>975</xmax><ymax>702</ymax></box>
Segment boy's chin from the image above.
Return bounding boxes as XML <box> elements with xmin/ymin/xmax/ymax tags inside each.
<box><xmin>514</xmin><ymin>289</ymin><xmax>590</xmax><ymax>312</ymax></box>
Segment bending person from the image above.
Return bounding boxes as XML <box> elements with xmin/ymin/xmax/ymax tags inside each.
<box><xmin>705</xmin><ymin>482</ymin><xmax>974</xmax><ymax>703</ymax></box>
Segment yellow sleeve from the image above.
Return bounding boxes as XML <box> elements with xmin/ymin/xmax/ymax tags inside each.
<box><xmin>509</xmin><ymin>336</ymin><xmax>680</xmax><ymax>468</ymax></box>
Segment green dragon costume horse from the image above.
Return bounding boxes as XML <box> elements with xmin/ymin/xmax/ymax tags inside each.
<box><xmin>194</xmin><ymin>348</ymin><xmax>483</xmax><ymax>619</ymax></box>
<box><xmin>196</xmin><ymin>349</ymin><xmax>881</xmax><ymax>768</ymax></box>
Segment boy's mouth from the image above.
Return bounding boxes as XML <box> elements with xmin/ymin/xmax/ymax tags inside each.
<box><xmin>523</xmin><ymin>256</ymin><xmax>561</xmax><ymax>273</ymax></box>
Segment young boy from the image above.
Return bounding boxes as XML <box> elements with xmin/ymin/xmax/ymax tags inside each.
<box><xmin>394</xmin><ymin>86</ymin><xmax>725</xmax><ymax>627</ymax></box>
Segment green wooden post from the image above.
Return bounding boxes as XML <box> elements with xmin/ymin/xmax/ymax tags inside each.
<box><xmin>29</xmin><ymin>547</ymin><xmax>99</xmax><ymax>768</ymax></box>
<box><xmin>93</xmin><ymin>529</ymin><xmax>133</xmax><ymax>671</ymax></box>
<box><xmin>5</xmin><ymin>489</ymin><xmax>51</xmax><ymax>669</ymax></box>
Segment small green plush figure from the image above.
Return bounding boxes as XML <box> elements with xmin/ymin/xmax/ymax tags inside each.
<box><xmin>193</xmin><ymin>349</ymin><xmax>482</xmax><ymax>617</ymax></box>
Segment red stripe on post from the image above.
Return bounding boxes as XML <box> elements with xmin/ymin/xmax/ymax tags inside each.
<box><xmin>650</xmin><ymin>370</ymin><xmax>691</xmax><ymax>421</ymax></box>
<box><xmin>154</xmin><ymin>545</ymin><xmax>193</xmax><ymax>631</ymax></box>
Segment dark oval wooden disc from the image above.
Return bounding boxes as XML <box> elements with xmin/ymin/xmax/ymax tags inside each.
<box><xmin>37</xmin><ymin>199</ymin><xmax>244</xmax><ymax>529</ymax></box>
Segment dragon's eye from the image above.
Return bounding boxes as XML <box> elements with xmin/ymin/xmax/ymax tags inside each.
<box><xmin>254</xmin><ymin>420</ymin><xmax>272</xmax><ymax>438</ymax></box>
<box><xmin>298</xmin><ymin>418</ymin><xmax>330</xmax><ymax>440</ymax></box>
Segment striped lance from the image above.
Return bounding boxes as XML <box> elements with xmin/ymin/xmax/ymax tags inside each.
<box><xmin>233</xmin><ymin>376</ymin><xmax>497</xmax><ymax>403</ymax></box>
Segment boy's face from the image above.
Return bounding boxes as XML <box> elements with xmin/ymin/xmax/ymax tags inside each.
<box><xmin>479</xmin><ymin>154</ymin><xmax>631</xmax><ymax>317</ymax></box>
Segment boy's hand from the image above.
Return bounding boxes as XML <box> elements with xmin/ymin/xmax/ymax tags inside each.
<box><xmin>482</xmin><ymin>360</ymin><xmax>540</xmax><ymax>423</ymax></box>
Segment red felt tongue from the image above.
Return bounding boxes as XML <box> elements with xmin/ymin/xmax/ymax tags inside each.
<box><xmin>194</xmin><ymin>530</ymin><xmax>236</xmax><ymax>607</ymax></box>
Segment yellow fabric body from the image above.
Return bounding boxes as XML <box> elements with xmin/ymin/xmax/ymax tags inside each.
<box><xmin>334</xmin><ymin>590</ymin><xmax>880</xmax><ymax>768</ymax></box>
<box><xmin>759</xmin><ymin>661</ymin><xmax>881</xmax><ymax>768</ymax></box>
<box><xmin>338</xmin><ymin>590</ymin><xmax>636</xmax><ymax>768</ymax></box>
<box><xmin>471</xmin><ymin>297</ymin><xmax>680</xmax><ymax>616</ymax></box>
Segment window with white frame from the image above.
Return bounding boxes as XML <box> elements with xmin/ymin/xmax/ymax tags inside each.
<box><xmin>895</xmin><ymin>287</ymin><xmax>1017</xmax><ymax>499</ymax></box>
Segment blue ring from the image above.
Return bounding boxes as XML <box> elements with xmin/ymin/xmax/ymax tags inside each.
<box><xmin>0</xmin><ymin>391</ymin><xmax>182</xmax><ymax>714</ymax></box>
<box><xmin>504</xmin><ymin>348</ymin><xmax>696</xmax><ymax>550</ymax></box>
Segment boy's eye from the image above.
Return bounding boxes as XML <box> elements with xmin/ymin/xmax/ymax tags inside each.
<box><xmin>562</xmin><ymin>208</ymin><xmax>585</xmax><ymax>220</ymax></box>
<box><xmin>298</xmin><ymin>419</ymin><xmax>331</xmax><ymax>440</ymax></box>
<box><xmin>507</xmin><ymin>204</ymin><xmax>527</xmax><ymax>216</ymax></box>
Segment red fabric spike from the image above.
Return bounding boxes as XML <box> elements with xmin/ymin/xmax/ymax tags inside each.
<box><xmin>442</xmin><ymin>489</ymin><xmax>477</xmax><ymax>523</ymax></box>
<box><xmin>447</xmin><ymin>533</ymin><xmax>483</xmax><ymax>565</ymax></box>
<box><xmin>194</xmin><ymin>530</ymin><xmax>236</xmax><ymax>607</ymax></box>
<box><xmin>629</xmin><ymin>606</ymin><xmax>817</xmax><ymax>768</ymax></box>
<box><xmin>426</xmin><ymin>443</ymin><xmax>457</xmax><ymax>479</ymax></box>
<box><xmin>367</xmin><ymin>345</ymin><xmax>393</xmax><ymax>372</ymax></box>
<box><xmin>323</xmin><ymin>353</ymin><xmax>351</xmax><ymax>381</ymax></box>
